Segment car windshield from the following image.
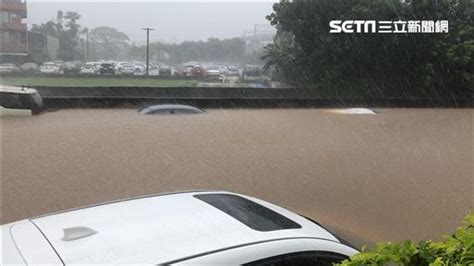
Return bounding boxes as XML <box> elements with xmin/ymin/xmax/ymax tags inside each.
<box><xmin>1</xmin><ymin>0</ymin><xmax>472</xmax><ymax>262</ymax></box>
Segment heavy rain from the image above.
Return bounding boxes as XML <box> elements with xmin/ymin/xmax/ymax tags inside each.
<box><xmin>1</xmin><ymin>0</ymin><xmax>473</xmax><ymax>264</ymax></box>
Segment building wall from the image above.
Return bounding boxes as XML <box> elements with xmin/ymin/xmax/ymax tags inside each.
<box><xmin>0</xmin><ymin>0</ymin><xmax>28</xmax><ymax>56</ymax></box>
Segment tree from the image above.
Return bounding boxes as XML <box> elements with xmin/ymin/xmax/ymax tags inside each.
<box><xmin>57</xmin><ymin>11</ymin><xmax>82</xmax><ymax>60</ymax></box>
<box><xmin>31</xmin><ymin>21</ymin><xmax>59</xmax><ymax>37</ymax></box>
<box><xmin>129</xmin><ymin>37</ymin><xmax>250</xmax><ymax>65</ymax></box>
<box><xmin>88</xmin><ymin>26</ymin><xmax>130</xmax><ymax>60</ymax></box>
<box><xmin>32</xmin><ymin>10</ymin><xmax>84</xmax><ymax>61</ymax></box>
<box><xmin>264</xmin><ymin>0</ymin><xmax>473</xmax><ymax>98</ymax></box>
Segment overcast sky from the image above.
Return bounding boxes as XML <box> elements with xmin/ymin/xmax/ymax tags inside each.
<box><xmin>26</xmin><ymin>1</ymin><xmax>278</xmax><ymax>43</ymax></box>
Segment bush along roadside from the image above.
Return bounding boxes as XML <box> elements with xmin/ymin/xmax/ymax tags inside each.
<box><xmin>338</xmin><ymin>214</ymin><xmax>474</xmax><ymax>266</ymax></box>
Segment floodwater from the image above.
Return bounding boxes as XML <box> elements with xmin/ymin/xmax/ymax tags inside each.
<box><xmin>1</xmin><ymin>108</ymin><xmax>472</xmax><ymax>248</ymax></box>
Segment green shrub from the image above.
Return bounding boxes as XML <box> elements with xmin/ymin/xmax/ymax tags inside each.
<box><xmin>338</xmin><ymin>214</ymin><xmax>474</xmax><ymax>266</ymax></box>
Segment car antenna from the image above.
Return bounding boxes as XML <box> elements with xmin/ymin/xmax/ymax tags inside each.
<box><xmin>62</xmin><ymin>227</ymin><xmax>98</xmax><ymax>241</ymax></box>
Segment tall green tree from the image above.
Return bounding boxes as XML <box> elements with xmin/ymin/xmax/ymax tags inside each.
<box><xmin>264</xmin><ymin>0</ymin><xmax>473</xmax><ymax>98</ymax></box>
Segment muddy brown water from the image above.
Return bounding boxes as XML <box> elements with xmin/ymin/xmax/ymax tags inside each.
<box><xmin>1</xmin><ymin>108</ymin><xmax>472</xmax><ymax>248</ymax></box>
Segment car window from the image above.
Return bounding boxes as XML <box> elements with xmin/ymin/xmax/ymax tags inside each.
<box><xmin>194</xmin><ymin>194</ymin><xmax>301</xmax><ymax>232</ymax></box>
<box><xmin>245</xmin><ymin>251</ymin><xmax>348</xmax><ymax>266</ymax></box>
<box><xmin>1</xmin><ymin>93</ymin><xmax>27</xmax><ymax>109</ymax></box>
<box><xmin>172</xmin><ymin>109</ymin><xmax>198</xmax><ymax>115</ymax></box>
<box><xmin>148</xmin><ymin>109</ymin><xmax>173</xmax><ymax>115</ymax></box>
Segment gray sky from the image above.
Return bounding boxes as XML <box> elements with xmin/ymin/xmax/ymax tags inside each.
<box><xmin>26</xmin><ymin>1</ymin><xmax>277</xmax><ymax>43</ymax></box>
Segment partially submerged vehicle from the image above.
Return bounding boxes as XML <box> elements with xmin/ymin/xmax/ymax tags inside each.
<box><xmin>1</xmin><ymin>191</ymin><xmax>358</xmax><ymax>264</ymax></box>
<box><xmin>139</xmin><ymin>104</ymin><xmax>205</xmax><ymax>115</ymax></box>
<box><xmin>0</xmin><ymin>85</ymin><xmax>44</xmax><ymax>116</ymax></box>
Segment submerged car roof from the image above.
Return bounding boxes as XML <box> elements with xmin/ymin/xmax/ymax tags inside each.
<box><xmin>29</xmin><ymin>191</ymin><xmax>338</xmax><ymax>264</ymax></box>
<box><xmin>139</xmin><ymin>104</ymin><xmax>205</xmax><ymax>114</ymax></box>
<box><xmin>0</xmin><ymin>85</ymin><xmax>38</xmax><ymax>94</ymax></box>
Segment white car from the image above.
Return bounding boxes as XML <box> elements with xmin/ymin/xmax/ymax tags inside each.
<box><xmin>206</xmin><ymin>66</ymin><xmax>222</xmax><ymax>79</ymax></box>
<box><xmin>115</xmin><ymin>62</ymin><xmax>135</xmax><ymax>75</ymax></box>
<box><xmin>218</xmin><ymin>64</ymin><xmax>229</xmax><ymax>74</ymax></box>
<box><xmin>0</xmin><ymin>85</ymin><xmax>44</xmax><ymax>116</ymax></box>
<box><xmin>0</xmin><ymin>63</ymin><xmax>20</xmax><ymax>73</ymax></box>
<box><xmin>40</xmin><ymin>62</ymin><xmax>62</xmax><ymax>74</ymax></box>
<box><xmin>79</xmin><ymin>63</ymin><xmax>96</xmax><ymax>75</ymax></box>
<box><xmin>0</xmin><ymin>191</ymin><xmax>358</xmax><ymax>265</ymax></box>
<box><xmin>148</xmin><ymin>64</ymin><xmax>160</xmax><ymax>76</ymax></box>
<box><xmin>90</xmin><ymin>62</ymin><xmax>103</xmax><ymax>75</ymax></box>
<box><xmin>133</xmin><ymin>63</ymin><xmax>146</xmax><ymax>75</ymax></box>
<box><xmin>227</xmin><ymin>66</ymin><xmax>240</xmax><ymax>77</ymax></box>
<box><xmin>20</xmin><ymin>63</ymin><xmax>40</xmax><ymax>73</ymax></box>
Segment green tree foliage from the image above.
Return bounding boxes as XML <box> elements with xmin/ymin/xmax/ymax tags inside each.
<box><xmin>264</xmin><ymin>0</ymin><xmax>473</xmax><ymax>98</ymax></box>
<box><xmin>339</xmin><ymin>214</ymin><xmax>474</xmax><ymax>266</ymax></box>
<box><xmin>129</xmin><ymin>38</ymin><xmax>253</xmax><ymax>64</ymax></box>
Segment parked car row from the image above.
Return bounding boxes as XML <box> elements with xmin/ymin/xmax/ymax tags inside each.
<box><xmin>0</xmin><ymin>61</ymin><xmax>265</xmax><ymax>80</ymax></box>
<box><xmin>0</xmin><ymin>61</ymin><xmax>172</xmax><ymax>77</ymax></box>
<box><xmin>175</xmin><ymin>62</ymin><xmax>264</xmax><ymax>80</ymax></box>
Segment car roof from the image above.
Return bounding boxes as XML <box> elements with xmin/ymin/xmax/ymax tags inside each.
<box><xmin>0</xmin><ymin>85</ymin><xmax>38</xmax><ymax>94</ymax></box>
<box><xmin>139</xmin><ymin>104</ymin><xmax>205</xmax><ymax>114</ymax></box>
<box><xmin>29</xmin><ymin>191</ymin><xmax>338</xmax><ymax>264</ymax></box>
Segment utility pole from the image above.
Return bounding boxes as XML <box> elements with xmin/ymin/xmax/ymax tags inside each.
<box><xmin>141</xmin><ymin>27</ymin><xmax>155</xmax><ymax>76</ymax></box>
<box><xmin>86</xmin><ymin>31</ymin><xmax>89</xmax><ymax>61</ymax></box>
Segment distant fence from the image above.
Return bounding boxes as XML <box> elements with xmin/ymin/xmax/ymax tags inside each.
<box><xmin>33</xmin><ymin>86</ymin><xmax>472</xmax><ymax>109</ymax></box>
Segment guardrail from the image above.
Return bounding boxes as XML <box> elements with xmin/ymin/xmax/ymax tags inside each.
<box><xmin>33</xmin><ymin>86</ymin><xmax>473</xmax><ymax>109</ymax></box>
